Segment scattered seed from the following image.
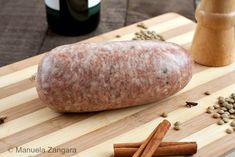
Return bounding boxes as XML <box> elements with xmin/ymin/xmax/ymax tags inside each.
<box><xmin>226</xmin><ymin>104</ymin><xmax>233</xmax><ymax>110</ymax></box>
<box><xmin>174</xmin><ymin>125</ymin><xmax>180</xmax><ymax>131</ymax></box>
<box><xmin>137</xmin><ymin>23</ymin><xmax>148</xmax><ymax>29</ymax></box>
<box><xmin>0</xmin><ymin>116</ymin><xmax>7</xmax><ymax>125</ymax></box>
<box><xmin>185</xmin><ymin>101</ymin><xmax>198</xmax><ymax>108</ymax></box>
<box><xmin>230</xmin><ymin>98</ymin><xmax>235</xmax><ymax>103</ymax></box>
<box><xmin>230</xmin><ymin>115</ymin><xmax>235</xmax><ymax>119</ymax></box>
<box><xmin>213</xmin><ymin>113</ymin><xmax>220</xmax><ymax>119</ymax></box>
<box><xmin>225</xmin><ymin>98</ymin><xmax>235</xmax><ymax>103</ymax></box>
<box><xmin>174</xmin><ymin>121</ymin><xmax>180</xmax><ymax>126</ymax></box>
<box><xmin>230</xmin><ymin>121</ymin><xmax>235</xmax><ymax>127</ymax></box>
<box><xmin>221</xmin><ymin>107</ymin><xmax>228</xmax><ymax>111</ymax></box>
<box><xmin>208</xmin><ymin>106</ymin><xmax>214</xmax><ymax>110</ymax></box>
<box><xmin>132</xmin><ymin>30</ymin><xmax>165</xmax><ymax>41</ymax></box>
<box><xmin>230</xmin><ymin>93</ymin><xmax>235</xmax><ymax>99</ymax></box>
<box><xmin>218</xmin><ymin>110</ymin><xmax>224</xmax><ymax>114</ymax></box>
<box><xmin>206</xmin><ymin>109</ymin><xmax>213</xmax><ymax>114</ymax></box>
<box><xmin>213</xmin><ymin>104</ymin><xmax>220</xmax><ymax>109</ymax></box>
<box><xmin>115</xmin><ymin>35</ymin><xmax>121</xmax><ymax>38</ymax></box>
<box><xmin>218</xmin><ymin>96</ymin><xmax>225</xmax><ymax>104</ymax></box>
<box><xmin>221</xmin><ymin>114</ymin><xmax>229</xmax><ymax>119</ymax></box>
<box><xmin>220</xmin><ymin>102</ymin><xmax>228</xmax><ymax>107</ymax></box>
<box><xmin>156</xmin><ymin>34</ymin><xmax>165</xmax><ymax>41</ymax></box>
<box><xmin>223</xmin><ymin>118</ymin><xmax>230</xmax><ymax>123</ymax></box>
<box><xmin>229</xmin><ymin>109</ymin><xmax>235</xmax><ymax>114</ymax></box>
<box><xmin>217</xmin><ymin>120</ymin><xmax>224</xmax><ymax>125</ymax></box>
<box><xmin>161</xmin><ymin>112</ymin><xmax>168</xmax><ymax>118</ymax></box>
<box><xmin>226</xmin><ymin>128</ymin><xmax>233</xmax><ymax>134</ymax></box>
<box><xmin>204</xmin><ymin>91</ymin><xmax>211</xmax><ymax>95</ymax></box>
<box><xmin>224</xmin><ymin>111</ymin><xmax>230</xmax><ymax>115</ymax></box>
<box><xmin>29</xmin><ymin>73</ymin><xmax>37</xmax><ymax>82</ymax></box>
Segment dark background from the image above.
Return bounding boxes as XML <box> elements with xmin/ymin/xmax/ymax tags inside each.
<box><xmin>0</xmin><ymin>0</ymin><xmax>195</xmax><ymax>67</ymax></box>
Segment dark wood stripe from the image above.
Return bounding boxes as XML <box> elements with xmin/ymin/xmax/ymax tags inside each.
<box><xmin>36</xmin><ymin>70</ymin><xmax>235</xmax><ymax>157</ymax></box>
<box><xmin>0</xmin><ymin>99</ymin><xmax>45</xmax><ymax>122</ymax></box>
<box><xmin>164</xmin><ymin>113</ymin><xmax>217</xmax><ymax>141</ymax></box>
<box><xmin>0</xmin><ymin>79</ymin><xmax>35</xmax><ymax>99</ymax></box>
<box><xmin>0</xmin><ymin>113</ymin><xmax>94</xmax><ymax>153</ymax></box>
<box><xmin>36</xmin><ymin>112</ymin><xmax>216</xmax><ymax>157</ymax></box>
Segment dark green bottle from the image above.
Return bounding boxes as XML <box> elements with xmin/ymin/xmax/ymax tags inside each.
<box><xmin>45</xmin><ymin>0</ymin><xmax>100</xmax><ymax>36</ymax></box>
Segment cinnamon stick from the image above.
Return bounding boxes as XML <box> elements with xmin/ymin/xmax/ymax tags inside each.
<box><xmin>114</xmin><ymin>141</ymin><xmax>196</xmax><ymax>148</ymax></box>
<box><xmin>114</xmin><ymin>143</ymin><xmax>197</xmax><ymax>157</ymax></box>
<box><xmin>132</xmin><ymin>120</ymin><xmax>171</xmax><ymax>157</ymax></box>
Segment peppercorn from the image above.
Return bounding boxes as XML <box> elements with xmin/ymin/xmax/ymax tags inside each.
<box><xmin>226</xmin><ymin>128</ymin><xmax>233</xmax><ymax>134</ymax></box>
<box><xmin>226</xmin><ymin>104</ymin><xmax>233</xmax><ymax>110</ymax></box>
<box><xmin>217</xmin><ymin>120</ymin><xmax>224</xmax><ymax>125</ymax></box>
<box><xmin>161</xmin><ymin>112</ymin><xmax>168</xmax><ymax>118</ymax></box>
<box><xmin>229</xmin><ymin>109</ymin><xmax>235</xmax><ymax>114</ymax></box>
<box><xmin>0</xmin><ymin>116</ymin><xmax>7</xmax><ymax>125</ymax></box>
<box><xmin>213</xmin><ymin>104</ymin><xmax>220</xmax><ymax>109</ymax></box>
<box><xmin>229</xmin><ymin>115</ymin><xmax>235</xmax><ymax>119</ymax></box>
<box><xmin>174</xmin><ymin>125</ymin><xmax>180</xmax><ymax>131</ymax></box>
<box><xmin>204</xmin><ymin>91</ymin><xmax>211</xmax><ymax>95</ymax></box>
<box><xmin>174</xmin><ymin>121</ymin><xmax>180</xmax><ymax>126</ymax></box>
<box><xmin>221</xmin><ymin>114</ymin><xmax>229</xmax><ymax>119</ymax></box>
<box><xmin>217</xmin><ymin>110</ymin><xmax>224</xmax><ymax>114</ymax></box>
<box><xmin>230</xmin><ymin>121</ymin><xmax>235</xmax><ymax>127</ymax></box>
<box><xmin>137</xmin><ymin>23</ymin><xmax>148</xmax><ymax>29</ymax></box>
<box><xmin>206</xmin><ymin>109</ymin><xmax>213</xmax><ymax>114</ymax></box>
<box><xmin>208</xmin><ymin>106</ymin><xmax>215</xmax><ymax>110</ymax></box>
<box><xmin>212</xmin><ymin>113</ymin><xmax>220</xmax><ymax>119</ymax></box>
<box><xmin>223</xmin><ymin>118</ymin><xmax>230</xmax><ymax>123</ymax></box>
<box><xmin>218</xmin><ymin>96</ymin><xmax>225</xmax><ymax>104</ymax></box>
<box><xmin>115</xmin><ymin>35</ymin><xmax>121</xmax><ymax>38</ymax></box>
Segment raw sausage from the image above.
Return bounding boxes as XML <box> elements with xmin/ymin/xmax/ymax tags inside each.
<box><xmin>36</xmin><ymin>40</ymin><xmax>192</xmax><ymax>112</ymax></box>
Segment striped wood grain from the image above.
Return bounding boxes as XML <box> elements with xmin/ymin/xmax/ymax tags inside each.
<box><xmin>0</xmin><ymin>13</ymin><xmax>235</xmax><ymax>157</ymax></box>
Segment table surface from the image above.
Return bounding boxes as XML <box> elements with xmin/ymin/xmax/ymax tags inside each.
<box><xmin>1</xmin><ymin>1</ymin><xmax>235</xmax><ymax>157</ymax></box>
<box><xmin>0</xmin><ymin>0</ymin><xmax>195</xmax><ymax>67</ymax></box>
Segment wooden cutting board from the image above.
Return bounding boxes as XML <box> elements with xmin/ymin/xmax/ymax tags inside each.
<box><xmin>0</xmin><ymin>13</ymin><xmax>235</xmax><ymax>157</ymax></box>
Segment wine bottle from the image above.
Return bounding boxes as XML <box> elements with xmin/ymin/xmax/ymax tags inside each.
<box><xmin>44</xmin><ymin>0</ymin><xmax>100</xmax><ymax>36</ymax></box>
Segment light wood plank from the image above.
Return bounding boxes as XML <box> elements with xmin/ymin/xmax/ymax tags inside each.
<box><xmin>1</xmin><ymin>13</ymin><xmax>234</xmax><ymax>157</ymax></box>
<box><xmin>1</xmin><ymin>82</ymin><xmax>234</xmax><ymax>157</ymax></box>
<box><xmin>3</xmin><ymin>68</ymin><xmax>235</xmax><ymax>154</ymax></box>
<box><xmin>0</xmin><ymin>65</ymin><xmax>37</xmax><ymax>89</ymax></box>
<box><xmin>37</xmin><ymin>70</ymin><xmax>235</xmax><ymax>157</ymax></box>
<box><xmin>0</xmin><ymin>108</ymin><xmax>60</xmax><ymax>139</ymax></box>
<box><xmin>72</xmin><ymin>84</ymin><xmax>235</xmax><ymax>157</ymax></box>
<box><xmin>110</xmin><ymin>16</ymin><xmax>193</xmax><ymax>42</ymax></box>
<box><xmin>0</xmin><ymin>106</ymin><xmax>147</xmax><ymax>157</ymax></box>
<box><xmin>0</xmin><ymin>88</ymin><xmax>37</xmax><ymax>112</ymax></box>
<box><xmin>195</xmin><ymin>133</ymin><xmax>235</xmax><ymax>157</ymax></box>
<box><xmin>180</xmin><ymin>123</ymin><xmax>231</xmax><ymax>149</ymax></box>
<box><xmin>1</xmin><ymin>58</ymin><xmax>235</xmax><ymax>140</ymax></box>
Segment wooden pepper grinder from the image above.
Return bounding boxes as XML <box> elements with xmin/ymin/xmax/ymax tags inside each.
<box><xmin>191</xmin><ymin>0</ymin><xmax>235</xmax><ymax>66</ymax></box>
